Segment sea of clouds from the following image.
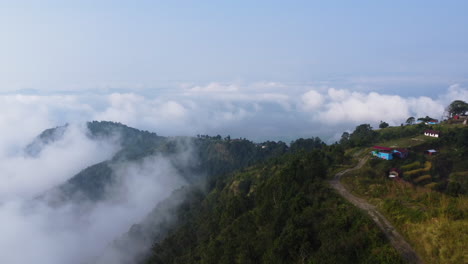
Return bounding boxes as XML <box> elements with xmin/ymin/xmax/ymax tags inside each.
<box><xmin>2</xmin><ymin>82</ymin><xmax>467</xmax><ymax>143</ymax></box>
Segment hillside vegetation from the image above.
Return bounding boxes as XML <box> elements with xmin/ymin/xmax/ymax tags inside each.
<box><xmin>29</xmin><ymin>119</ymin><xmax>466</xmax><ymax>263</ymax></box>
<box><xmin>341</xmin><ymin>122</ymin><xmax>468</xmax><ymax>264</ymax></box>
<box><xmin>341</xmin><ymin>121</ymin><xmax>468</xmax><ymax>195</ymax></box>
<box><xmin>41</xmin><ymin>121</ymin><xmax>289</xmax><ymax>204</ymax></box>
<box><xmin>143</xmin><ymin>151</ymin><xmax>403</xmax><ymax>264</ymax></box>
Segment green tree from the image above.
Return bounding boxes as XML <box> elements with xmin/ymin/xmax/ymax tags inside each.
<box><xmin>349</xmin><ymin>124</ymin><xmax>377</xmax><ymax>147</ymax></box>
<box><xmin>447</xmin><ymin>100</ymin><xmax>468</xmax><ymax>117</ymax></box>
<box><xmin>406</xmin><ymin>116</ymin><xmax>415</xmax><ymax>125</ymax></box>
<box><xmin>339</xmin><ymin>132</ymin><xmax>350</xmax><ymax>145</ymax></box>
<box><xmin>417</xmin><ymin>116</ymin><xmax>434</xmax><ymax>122</ymax></box>
<box><xmin>379</xmin><ymin>121</ymin><xmax>389</xmax><ymax>129</ymax></box>
<box><xmin>290</xmin><ymin>137</ymin><xmax>324</xmax><ymax>152</ymax></box>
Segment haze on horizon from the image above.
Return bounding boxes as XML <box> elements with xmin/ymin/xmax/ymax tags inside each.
<box><xmin>1</xmin><ymin>0</ymin><xmax>468</xmax><ymax>141</ymax></box>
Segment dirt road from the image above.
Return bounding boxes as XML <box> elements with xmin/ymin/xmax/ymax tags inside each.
<box><xmin>329</xmin><ymin>157</ymin><xmax>424</xmax><ymax>264</ymax></box>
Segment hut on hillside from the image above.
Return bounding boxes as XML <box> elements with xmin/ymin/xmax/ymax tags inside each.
<box><xmin>371</xmin><ymin>146</ymin><xmax>409</xmax><ymax>160</ymax></box>
<box><xmin>372</xmin><ymin>146</ymin><xmax>394</xmax><ymax>160</ymax></box>
<box><xmin>389</xmin><ymin>168</ymin><xmax>402</xmax><ymax>178</ymax></box>
<box><xmin>424</xmin><ymin>130</ymin><xmax>441</xmax><ymax>138</ymax></box>
<box><xmin>425</xmin><ymin>149</ymin><xmax>438</xmax><ymax>156</ymax></box>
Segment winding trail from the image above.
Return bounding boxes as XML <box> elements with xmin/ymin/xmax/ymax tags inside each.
<box><xmin>329</xmin><ymin>156</ymin><xmax>424</xmax><ymax>264</ymax></box>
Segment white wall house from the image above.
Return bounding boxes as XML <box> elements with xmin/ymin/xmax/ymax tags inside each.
<box><xmin>424</xmin><ymin>130</ymin><xmax>440</xmax><ymax>138</ymax></box>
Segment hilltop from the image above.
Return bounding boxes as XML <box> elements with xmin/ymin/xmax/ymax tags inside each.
<box><xmin>37</xmin><ymin>121</ymin><xmax>289</xmax><ymax>204</ymax></box>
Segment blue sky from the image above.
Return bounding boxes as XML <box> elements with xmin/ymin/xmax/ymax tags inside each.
<box><xmin>1</xmin><ymin>0</ymin><xmax>467</xmax><ymax>93</ymax></box>
<box><xmin>0</xmin><ymin>1</ymin><xmax>467</xmax><ymax>141</ymax></box>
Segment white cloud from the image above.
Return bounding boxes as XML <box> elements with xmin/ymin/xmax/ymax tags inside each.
<box><xmin>327</xmin><ymin>88</ymin><xmax>349</xmax><ymax>102</ymax></box>
<box><xmin>301</xmin><ymin>90</ymin><xmax>324</xmax><ymax>111</ymax></box>
<box><xmin>0</xmin><ymin>124</ymin><xmax>118</xmax><ymax>200</ymax></box>
<box><xmin>317</xmin><ymin>91</ymin><xmax>410</xmax><ymax>124</ymax></box>
<box><xmin>183</xmin><ymin>82</ymin><xmax>292</xmax><ymax>111</ymax></box>
<box><xmin>0</xmin><ymin>82</ymin><xmax>466</xmax><ymax>141</ymax></box>
<box><xmin>444</xmin><ymin>84</ymin><xmax>468</xmax><ymax>103</ymax></box>
<box><xmin>299</xmin><ymin>85</ymin><xmax>467</xmax><ymax>126</ymax></box>
<box><xmin>407</xmin><ymin>96</ymin><xmax>445</xmax><ymax>119</ymax></box>
<box><xmin>188</xmin><ymin>82</ymin><xmax>239</xmax><ymax>92</ymax></box>
<box><xmin>0</xmin><ymin>120</ymin><xmax>188</xmax><ymax>264</ymax></box>
<box><xmin>160</xmin><ymin>101</ymin><xmax>187</xmax><ymax>119</ymax></box>
<box><xmin>93</xmin><ymin>94</ymin><xmax>189</xmax><ymax>134</ymax></box>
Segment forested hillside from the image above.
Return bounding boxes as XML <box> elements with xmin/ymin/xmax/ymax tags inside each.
<box><xmin>142</xmin><ymin>150</ymin><xmax>403</xmax><ymax>264</ymax></box>
<box><xmin>40</xmin><ymin>121</ymin><xmax>289</xmax><ymax>204</ymax></box>
<box><xmin>30</xmin><ymin>121</ymin><xmax>401</xmax><ymax>263</ymax></box>
<box><xmin>28</xmin><ymin>119</ymin><xmax>466</xmax><ymax>264</ymax></box>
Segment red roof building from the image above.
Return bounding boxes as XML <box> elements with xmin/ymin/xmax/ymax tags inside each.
<box><xmin>373</xmin><ymin>146</ymin><xmax>393</xmax><ymax>152</ymax></box>
<box><xmin>372</xmin><ymin>146</ymin><xmax>409</xmax><ymax>160</ymax></box>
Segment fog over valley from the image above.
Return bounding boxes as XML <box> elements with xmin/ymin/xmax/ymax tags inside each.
<box><xmin>0</xmin><ymin>123</ymin><xmax>190</xmax><ymax>263</ymax></box>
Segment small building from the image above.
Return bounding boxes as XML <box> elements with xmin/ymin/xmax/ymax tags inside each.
<box><xmin>426</xmin><ymin>119</ymin><xmax>439</xmax><ymax>125</ymax></box>
<box><xmin>372</xmin><ymin>146</ymin><xmax>409</xmax><ymax>160</ymax></box>
<box><xmin>372</xmin><ymin>146</ymin><xmax>394</xmax><ymax>160</ymax></box>
<box><xmin>424</xmin><ymin>130</ymin><xmax>440</xmax><ymax>138</ymax></box>
<box><xmin>389</xmin><ymin>168</ymin><xmax>402</xmax><ymax>178</ymax></box>
<box><xmin>425</xmin><ymin>149</ymin><xmax>438</xmax><ymax>156</ymax></box>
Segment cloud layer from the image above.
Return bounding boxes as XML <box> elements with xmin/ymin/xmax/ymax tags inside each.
<box><xmin>0</xmin><ymin>125</ymin><xmax>188</xmax><ymax>264</ymax></box>
<box><xmin>1</xmin><ymin>82</ymin><xmax>466</xmax><ymax>142</ymax></box>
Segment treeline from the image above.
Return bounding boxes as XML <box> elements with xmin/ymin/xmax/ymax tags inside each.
<box><xmin>339</xmin><ymin>123</ymin><xmax>428</xmax><ymax>148</ymax></box>
<box><xmin>193</xmin><ymin>136</ymin><xmax>327</xmax><ymax>190</ymax></box>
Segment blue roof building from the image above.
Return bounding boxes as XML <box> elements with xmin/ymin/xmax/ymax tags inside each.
<box><xmin>372</xmin><ymin>150</ymin><xmax>394</xmax><ymax>160</ymax></box>
<box><xmin>371</xmin><ymin>146</ymin><xmax>408</xmax><ymax>160</ymax></box>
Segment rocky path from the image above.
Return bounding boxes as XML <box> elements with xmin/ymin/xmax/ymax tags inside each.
<box><xmin>329</xmin><ymin>157</ymin><xmax>424</xmax><ymax>264</ymax></box>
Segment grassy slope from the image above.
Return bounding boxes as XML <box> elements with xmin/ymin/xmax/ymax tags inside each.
<box><xmin>341</xmin><ymin>123</ymin><xmax>468</xmax><ymax>264</ymax></box>
<box><xmin>342</xmin><ymin>170</ymin><xmax>467</xmax><ymax>264</ymax></box>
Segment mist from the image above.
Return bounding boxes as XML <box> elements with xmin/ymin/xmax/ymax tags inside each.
<box><xmin>0</xmin><ymin>122</ymin><xmax>189</xmax><ymax>264</ymax></box>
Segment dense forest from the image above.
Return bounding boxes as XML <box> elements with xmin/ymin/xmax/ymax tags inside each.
<box><xmin>142</xmin><ymin>150</ymin><xmax>403</xmax><ymax>264</ymax></box>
